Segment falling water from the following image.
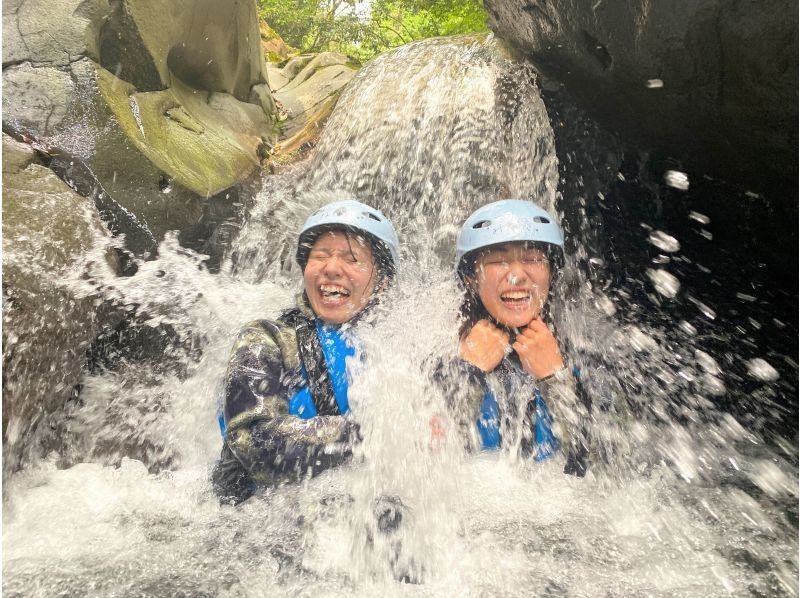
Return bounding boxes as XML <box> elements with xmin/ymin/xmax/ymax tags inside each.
<box><xmin>3</xmin><ymin>36</ymin><xmax>797</xmax><ymax>596</ymax></box>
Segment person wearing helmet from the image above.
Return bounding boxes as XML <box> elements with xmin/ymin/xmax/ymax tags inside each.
<box><xmin>212</xmin><ymin>199</ymin><xmax>400</xmax><ymax>503</ymax></box>
<box><xmin>437</xmin><ymin>199</ymin><xmax>590</xmax><ymax>475</ymax></box>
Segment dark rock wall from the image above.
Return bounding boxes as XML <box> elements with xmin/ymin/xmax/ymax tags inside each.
<box><xmin>485</xmin><ymin>0</ymin><xmax>798</xmax><ymax>198</ymax></box>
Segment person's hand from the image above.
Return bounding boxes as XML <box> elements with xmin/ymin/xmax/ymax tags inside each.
<box><xmin>458</xmin><ymin>319</ymin><xmax>509</xmax><ymax>372</ymax></box>
<box><xmin>512</xmin><ymin>318</ymin><xmax>565</xmax><ymax>379</ymax></box>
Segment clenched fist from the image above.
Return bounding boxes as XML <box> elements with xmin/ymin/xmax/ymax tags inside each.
<box><xmin>512</xmin><ymin>318</ymin><xmax>565</xmax><ymax>380</ymax></box>
<box><xmin>459</xmin><ymin>319</ymin><xmax>510</xmax><ymax>372</ymax></box>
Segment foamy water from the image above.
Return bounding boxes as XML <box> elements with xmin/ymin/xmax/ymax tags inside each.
<box><xmin>3</xmin><ymin>36</ymin><xmax>797</xmax><ymax>597</ymax></box>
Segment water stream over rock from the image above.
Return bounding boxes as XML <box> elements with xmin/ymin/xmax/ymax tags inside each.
<box><xmin>3</xmin><ymin>36</ymin><xmax>797</xmax><ymax>597</ymax></box>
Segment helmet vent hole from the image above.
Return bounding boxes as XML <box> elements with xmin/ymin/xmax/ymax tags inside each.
<box><xmin>533</xmin><ymin>216</ymin><xmax>550</xmax><ymax>223</ymax></box>
<box><xmin>472</xmin><ymin>220</ymin><xmax>491</xmax><ymax>229</ymax></box>
<box><xmin>364</xmin><ymin>212</ymin><xmax>382</xmax><ymax>222</ymax></box>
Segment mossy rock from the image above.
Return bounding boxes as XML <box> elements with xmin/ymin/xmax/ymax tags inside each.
<box><xmin>96</xmin><ymin>66</ymin><xmax>269</xmax><ymax>198</ymax></box>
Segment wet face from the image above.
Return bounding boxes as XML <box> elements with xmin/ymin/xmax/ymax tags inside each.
<box><xmin>303</xmin><ymin>231</ymin><xmax>378</xmax><ymax>325</ymax></box>
<box><xmin>470</xmin><ymin>242</ymin><xmax>551</xmax><ymax>329</ymax></box>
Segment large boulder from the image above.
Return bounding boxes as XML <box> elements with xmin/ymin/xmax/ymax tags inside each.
<box><xmin>484</xmin><ymin>0</ymin><xmax>798</xmax><ymax>195</ymax></box>
<box><xmin>2</xmin><ymin>0</ymin><xmax>278</xmax><ymax>253</ymax></box>
<box><xmin>2</xmin><ymin>134</ymin><xmax>119</xmax><ymax>478</ymax></box>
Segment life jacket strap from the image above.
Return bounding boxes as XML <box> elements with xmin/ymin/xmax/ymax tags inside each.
<box><xmin>280</xmin><ymin>308</ymin><xmax>340</xmax><ymax>417</ymax></box>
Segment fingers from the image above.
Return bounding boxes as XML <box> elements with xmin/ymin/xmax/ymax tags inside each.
<box><xmin>475</xmin><ymin>319</ymin><xmax>509</xmax><ymax>344</ymax></box>
<box><xmin>521</xmin><ymin>318</ymin><xmax>556</xmax><ymax>341</ymax></box>
<box><xmin>525</xmin><ymin>317</ymin><xmax>548</xmax><ymax>333</ymax></box>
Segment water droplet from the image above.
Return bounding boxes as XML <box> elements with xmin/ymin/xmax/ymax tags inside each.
<box><xmin>664</xmin><ymin>170</ymin><xmax>689</xmax><ymax>190</ymax></box>
<box><xmin>735</xmin><ymin>292</ymin><xmax>756</xmax><ymax>302</ymax></box>
<box><xmin>688</xmin><ymin>296</ymin><xmax>716</xmax><ymax>319</ymax></box>
<box><xmin>703</xmin><ymin>374</ymin><xmax>726</xmax><ymax>396</ymax></box>
<box><xmin>646</xmin><ymin>79</ymin><xmax>664</xmax><ymax>88</ymax></box>
<box><xmin>646</xmin><ymin>268</ymin><xmax>680</xmax><ymax>298</ymax></box>
<box><xmin>648</xmin><ymin>230</ymin><xmax>680</xmax><ymax>253</ymax></box>
<box><xmin>695</xmin><ymin>350</ymin><xmax>720</xmax><ymax>374</ymax></box>
<box><xmin>596</xmin><ymin>294</ymin><xmax>616</xmax><ymax>316</ymax></box>
<box><xmin>679</xmin><ymin>320</ymin><xmax>697</xmax><ymax>335</ymax></box>
<box><xmin>689</xmin><ymin>211</ymin><xmax>710</xmax><ymax>224</ymax></box>
<box><xmin>628</xmin><ymin>326</ymin><xmax>658</xmax><ymax>352</ymax></box>
<box><xmin>746</xmin><ymin>358</ymin><xmax>779</xmax><ymax>382</ymax></box>
<box><xmin>159</xmin><ymin>176</ymin><xmax>173</xmax><ymax>194</ymax></box>
<box><xmin>748</xmin><ymin>459</ymin><xmax>793</xmax><ymax>496</ymax></box>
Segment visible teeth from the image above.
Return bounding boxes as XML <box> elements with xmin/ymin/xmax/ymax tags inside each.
<box><xmin>320</xmin><ymin>285</ymin><xmax>349</xmax><ymax>296</ymax></box>
<box><xmin>501</xmin><ymin>291</ymin><xmax>530</xmax><ymax>300</ymax></box>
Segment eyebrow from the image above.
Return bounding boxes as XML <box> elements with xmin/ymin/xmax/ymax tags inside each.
<box><xmin>310</xmin><ymin>246</ymin><xmax>368</xmax><ymax>258</ymax></box>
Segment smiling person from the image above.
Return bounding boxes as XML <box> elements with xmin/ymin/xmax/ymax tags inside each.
<box><xmin>212</xmin><ymin>199</ymin><xmax>399</xmax><ymax>503</ymax></box>
<box><xmin>438</xmin><ymin>199</ymin><xmax>590</xmax><ymax>475</ymax></box>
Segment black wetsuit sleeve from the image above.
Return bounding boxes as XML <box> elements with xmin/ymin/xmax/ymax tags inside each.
<box><xmin>429</xmin><ymin>356</ymin><xmax>486</xmax><ymax>451</ymax></box>
<box><xmin>212</xmin><ymin>321</ymin><xmax>358</xmax><ymax>502</ymax></box>
<box><xmin>538</xmin><ymin>368</ymin><xmax>592</xmax><ymax>477</ymax></box>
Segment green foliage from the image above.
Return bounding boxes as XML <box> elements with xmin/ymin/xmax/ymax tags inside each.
<box><xmin>259</xmin><ymin>0</ymin><xmax>487</xmax><ymax>62</ymax></box>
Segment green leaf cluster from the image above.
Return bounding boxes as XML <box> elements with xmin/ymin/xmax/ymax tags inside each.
<box><xmin>258</xmin><ymin>0</ymin><xmax>487</xmax><ymax>63</ymax></box>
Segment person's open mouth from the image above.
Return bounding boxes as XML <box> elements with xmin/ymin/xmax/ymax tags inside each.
<box><xmin>500</xmin><ymin>290</ymin><xmax>531</xmax><ymax>309</ymax></box>
<box><xmin>319</xmin><ymin>284</ymin><xmax>351</xmax><ymax>306</ymax></box>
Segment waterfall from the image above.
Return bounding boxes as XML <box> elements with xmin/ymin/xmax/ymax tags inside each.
<box><xmin>4</xmin><ymin>36</ymin><xmax>796</xmax><ymax>596</ymax></box>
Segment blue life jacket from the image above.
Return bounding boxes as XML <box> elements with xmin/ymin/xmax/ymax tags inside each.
<box><xmin>217</xmin><ymin>320</ymin><xmax>355</xmax><ymax>438</ymax></box>
<box><xmin>288</xmin><ymin>320</ymin><xmax>354</xmax><ymax>419</ymax></box>
<box><xmin>477</xmin><ymin>387</ymin><xmax>559</xmax><ymax>461</ymax></box>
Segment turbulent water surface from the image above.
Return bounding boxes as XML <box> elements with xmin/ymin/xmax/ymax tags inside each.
<box><xmin>3</xmin><ymin>37</ymin><xmax>797</xmax><ymax>597</ymax></box>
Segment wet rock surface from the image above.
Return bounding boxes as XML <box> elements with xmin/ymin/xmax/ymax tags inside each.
<box><xmin>485</xmin><ymin>0</ymin><xmax>798</xmax><ymax>199</ymax></box>
<box><xmin>1</xmin><ymin>134</ymin><xmax>120</xmax><ymax>479</ymax></box>
<box><xmin>2</xmin><ymin>0</ymin><xmax>278</xmax><ymax>255</ymax></box>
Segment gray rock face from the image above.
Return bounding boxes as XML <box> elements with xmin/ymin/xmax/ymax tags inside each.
<box><xmin>2</xmin><ymin>134</ymin><xmax>120</xmax><ymax>479</ymax></box>
<box><xmin>2</xmin><ymin>63</ymin><xmax>76</xmax><ymax>136</ymax></box>
<box><xmin>2</xmin><ymin>0</ymin><xmax>100</xmax><ymax>67</ymax></box>
<box><xmin>485</xmin><ymin>0</ymin><xmax>798</xmax><ymax>193</ymax></box>
<box><xmin>2</xmin><ymin>0</ymin><xmax>278</xmax><ymax>253</ymax></box>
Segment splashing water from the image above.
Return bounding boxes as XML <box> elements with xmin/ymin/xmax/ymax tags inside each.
<box><xmin>4</xmin><ymin>36</ymin><xmax>797</xmax><ymax>596</ymax></box>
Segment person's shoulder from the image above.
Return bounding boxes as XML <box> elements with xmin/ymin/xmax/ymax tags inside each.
<box><xmin>237</xmin><ymin>318</ymin><xmax>282</xmax><ymax>337</ymax></box>
<box><xmin>230</xmin><ymin>318</ymin><xmax>291</xmax><ymax>352</ymax></box>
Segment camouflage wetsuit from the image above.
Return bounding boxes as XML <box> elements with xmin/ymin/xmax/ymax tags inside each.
<box><xmin>436</xmin><ymin>352</ymin><xmax>591</xmax><ymax>476</ymax></box>
<box><xmin>212</xmin><ymin>294</ymin><xmax>360</xmax><ymax>503</ymax></box>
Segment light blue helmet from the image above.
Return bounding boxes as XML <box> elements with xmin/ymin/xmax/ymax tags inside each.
<box><xmin>455</xmin><ymin>199</ymin><xmax>564</xmax><ymax>278</ymax></box>
<box><xmin>296</xmin><ymin>199</ymin><xmax>400</xmax><ymax>275</ymax></box>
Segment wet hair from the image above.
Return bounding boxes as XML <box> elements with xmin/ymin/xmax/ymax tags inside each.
<box><xmin>297</xmin><ymin>224</ymin><xmax>396</xmax><ymax>285</ymax></box>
